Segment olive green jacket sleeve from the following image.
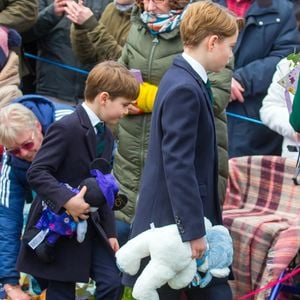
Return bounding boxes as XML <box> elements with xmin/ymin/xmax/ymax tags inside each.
<box><xmin>290</xmin><ymin>78</ymin><xmax>300</xmax><ymax>132</ymax></box>
<box><xmin>70</xmin><ymin>3</ymin><xmax>130</xmax><ymax>65</ymax></box>
<box><xmin>0</xmin><ymin>0</ymin><xmax>38</xmax><ymax>32</ymax></box>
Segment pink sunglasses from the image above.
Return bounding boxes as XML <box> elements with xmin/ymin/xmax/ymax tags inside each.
<box><xmin>5</xmin><ymin>132</ymin><xmax>35</xmax><ymax>156</ymax></box>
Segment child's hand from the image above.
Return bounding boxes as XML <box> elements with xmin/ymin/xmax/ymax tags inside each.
<box><xmin>64</xmin><ymin>186</ymin><xmax>90</xmax><ymax>222</ymax></box>
<box><xmin>108</xmin><ymin>237</ymin><xmax>119</xmax><ymax>252</ymax></box>
<box><xmin>190</xmin><ymin>237</ymin><xmax>206</xmax><ymax>260</ymax></box>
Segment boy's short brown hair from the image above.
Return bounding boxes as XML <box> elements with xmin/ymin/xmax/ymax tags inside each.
<box><xmin>84</xmin><ymin>61</ymin><xmax>140</xmax><ymax>102</ymax></box>
<box><xmin>180</xmin><ymin>1</ymin><xmax>238</xmax><ymax>47</ymax></box>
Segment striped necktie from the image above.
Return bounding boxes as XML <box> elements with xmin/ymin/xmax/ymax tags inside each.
<box><xmin>95</xmin><ymin>122</ymin><xmax>105</xmax><ymax>157</ymax></box>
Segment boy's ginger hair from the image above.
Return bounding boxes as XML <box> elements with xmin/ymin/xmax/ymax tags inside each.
<box><xmin>85</xmin><ymin>61</ymin><xmax>140</xmax><ymax>102</ymax></box>
<box><xmin>180</xmin><ymin>1</ymin><xmax>238</xmax><ymax>47</ymax></box>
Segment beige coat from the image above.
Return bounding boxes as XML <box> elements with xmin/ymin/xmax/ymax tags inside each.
<box><xmin>0</xmin><ymin>51</ymin><xmax>22</xmax><ymax>108</ymax></box>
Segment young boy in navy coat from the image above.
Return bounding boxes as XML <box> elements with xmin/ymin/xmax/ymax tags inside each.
<box><xmin>17</xmin><ymin>61</ymin><xmax>139</xmax><ymax>300</ymax></box>
<box><xmin>122</xmin><ymin>2</ymin><xmax>238</xmax><ymax>299</ymax></box>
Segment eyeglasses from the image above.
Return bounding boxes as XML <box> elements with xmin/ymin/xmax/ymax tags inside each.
<box><xmin>5</xmin><ymin>131</ymin><xmax>35</xmax><ymax>156</ymax></box>
<box><xmin>142</xmin><ymin>0</ymin><xmax>165</xmax><ymax>4</ymax></box>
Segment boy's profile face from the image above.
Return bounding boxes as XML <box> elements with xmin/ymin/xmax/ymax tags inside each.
<box><xmin>101</xmin><ymin>96</ymin><xmax>132</xmax><ymax>125</ymax></box>
<box><xmin>208</xmin><ymin>31</ymin><xmax>238</xmax><ymax>72</ymax></box>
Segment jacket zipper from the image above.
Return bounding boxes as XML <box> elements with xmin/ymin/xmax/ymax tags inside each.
<box><xmin>147</xmin><ymin>36</ymin><xmax>159</xmax><ymax>82</ymax></box>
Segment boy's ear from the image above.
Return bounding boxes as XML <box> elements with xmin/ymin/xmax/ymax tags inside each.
<box><xmin>97</xmin><ymin>92</ymin><xmax>110</xmax><ymax>105</ymax></box>
<box><xmin>208</xmin><ymin>35</ymin><xmax>219</xmax><ymax>51</ymax></box>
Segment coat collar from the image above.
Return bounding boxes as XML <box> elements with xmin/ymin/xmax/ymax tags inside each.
<box><xmin>76</xmin><ymin>104</ymin><xmax>96</xmax><ymax>159</ymax></box>
<box><xmin>172</xmin><ymin>55</ymin><xmax>214</xmax><ymax>115</ymax></box>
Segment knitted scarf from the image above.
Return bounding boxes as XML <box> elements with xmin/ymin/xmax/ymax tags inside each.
<box><xmin>140</xmin><ymin>8</ymin><xmax>185</xmax><ymax>35</ymax></box>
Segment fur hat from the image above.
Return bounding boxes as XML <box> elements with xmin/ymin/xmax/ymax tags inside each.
<box><xmin>0</xmin><ymin>26</ymin><xmax>21</xmax><ymax>70</ymax></box>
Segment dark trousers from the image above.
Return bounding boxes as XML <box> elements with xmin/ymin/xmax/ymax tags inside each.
<box><xmin>46</xmin><ymin>234</ymin><xmax>122</xmax><ymax>300</ymax></box>
<box><xmin>157</xmin><ymin>279</ymin><xmax>233</xmax><ymax>300</ymax></box>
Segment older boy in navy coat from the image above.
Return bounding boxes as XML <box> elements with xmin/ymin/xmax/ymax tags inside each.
<box><xmin>17</xmin><ymin>61</ymin><xmax>139</xmax><ymax>300</ymax></box>
<box><xmin>122</xmin><ymin>2</ymin><xmax>238</xmax><ymax>299</ymax></box>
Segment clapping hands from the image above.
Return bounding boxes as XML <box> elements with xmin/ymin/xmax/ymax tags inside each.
<box><xmin>64</xmin><ymin>0</ymin><xmax>93</xmax><ymax>25</ymax></box>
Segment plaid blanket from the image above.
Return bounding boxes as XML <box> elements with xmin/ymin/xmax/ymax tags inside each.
<box><xmin>223</xmin><ymin>156</ymin><xmax>300</xmax><ymax>299</ymax></box>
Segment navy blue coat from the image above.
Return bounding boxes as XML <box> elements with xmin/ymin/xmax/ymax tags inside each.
<box><xmin>131</xmin><ymin>55</ymin><xmax>222</xmax><ymax>244</ymax></box>
<box><xmin>17</xmin><ymin>105</ymin><xmax>116</xmax><ymax>282</ymax></box>
<box><xmin>213</xmin><ymin>0</ymin><xmax>300</xmax><ymax>157</ymax></box>
<box><xmin>123</xmin><ymin>55</ymin><xmax>222</xmax><ymax>287</ymax></box>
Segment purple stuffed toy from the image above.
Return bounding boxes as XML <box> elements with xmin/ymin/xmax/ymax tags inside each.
<box><xmin>24</xmin><ymin>158</ymin><xmax>127</xmax><ymax>263</ymax></box>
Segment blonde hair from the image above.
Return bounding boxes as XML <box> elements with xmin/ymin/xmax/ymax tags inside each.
<box><xmin>180</xmin><ymin>1</ymin><xmax>238</xmax><ymax>47</ymax></box>
<box><xmin>0</xmin><ymin>103</ymin><xmax>37</xmax><ymax>145</ymax></box>
<box><xmin>84</xmin><ymin>61</ymin><xmax>140</xmax><ymax>102</ymax></box>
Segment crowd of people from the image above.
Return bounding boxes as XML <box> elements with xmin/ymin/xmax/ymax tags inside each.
<box><xmin>0</xmin><ymin>0</ymin><xmax>300</xmax><ymax>299</ymax></box>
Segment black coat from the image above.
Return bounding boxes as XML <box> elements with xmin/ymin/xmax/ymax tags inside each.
<box><xmin>17</xmin><ymin>105</ymin><xmax>116</xmax><ymax>282</ymax></box>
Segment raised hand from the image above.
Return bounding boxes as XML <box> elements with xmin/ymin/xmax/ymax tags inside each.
<box><xmin>54</xmin><ymin>0</ymin><xmax>70</xmax><ymax>17</ymax></box>
<box><xmin>64</xmin><ymin>0</ymin><xmax>93</xmax><ymax>25</ymax></box>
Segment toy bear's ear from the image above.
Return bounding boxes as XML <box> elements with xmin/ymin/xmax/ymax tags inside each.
<box><xmin>90</xmin><ymin>158</ymin><xmax>111</xmax><ymax>174</ymax></box>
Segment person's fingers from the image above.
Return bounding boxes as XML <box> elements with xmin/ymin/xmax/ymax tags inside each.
<box><xmin>65</xmin><ymin>14</ymin><xmax>76</xmax><ymax>22</ymax></box>
<box><xmin>65</xmin><ymin>0</ymin><xmax>79</xmax><ymax>14</ymax></box>
<box><xmin>236</xmin><ymin>91</ymin><xmax>244</xmax><ymax>103</ymax></box>
<box><xmin>191</xmin><ymin>249</ymin><xmax>197</xmax><ymax>259</ymax></box>
<box><xmin>80</xmin><ymin>214</ymin><xmax>89</xmax><ymax>220</ymax></box>
<box><xmin>78</xmin><ymin>185</ymin><xmax>87</xmax><ymax>197</ymax></box>
<box><xmin>198</xmin><ymin>251</ymin><xmax>205</xmax><ymax>259</ymax></box>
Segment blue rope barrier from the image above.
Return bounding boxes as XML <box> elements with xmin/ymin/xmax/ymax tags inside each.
<box><xmin>24</xmin><ymin>52</ymin><xmax>264</xmax><ymax>125</ymax></box>
<box><xmin>226</xmin><ymin>111</ymin><xmax>263</xmax><ymax>125</ymax></box>
<box><xmin>24</xmin><ymin>53</ymin><xmax>89</xmax><ymax>75</ymax></box>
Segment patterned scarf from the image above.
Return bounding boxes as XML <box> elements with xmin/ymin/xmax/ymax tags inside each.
<box><xmin>140</xmin><ymin>8</ymin><xmax>185</xmax><ymax>35</ymax></box>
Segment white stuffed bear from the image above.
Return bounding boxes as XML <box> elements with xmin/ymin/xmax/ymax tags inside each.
<box><xmin>116</xmin><ymin>224</ymin><xmax>196</xmax><ymax>300</ymax></box>
<box><xmin>116</xmin><ymin>219</ymin><xmax>233</xmax><ymax>300</ymax></box>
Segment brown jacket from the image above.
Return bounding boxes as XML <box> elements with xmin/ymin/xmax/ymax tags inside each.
<box><xmin>0</xmin><ymin>0</ymin><xmax>38</xmax><ymax>32</ymax></box>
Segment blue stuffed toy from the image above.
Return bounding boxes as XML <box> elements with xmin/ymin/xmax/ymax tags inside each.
<box><xmin>190</xmin><ymin>218</ymin><xmax>233</xmax><ymax>288</ymax></box>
